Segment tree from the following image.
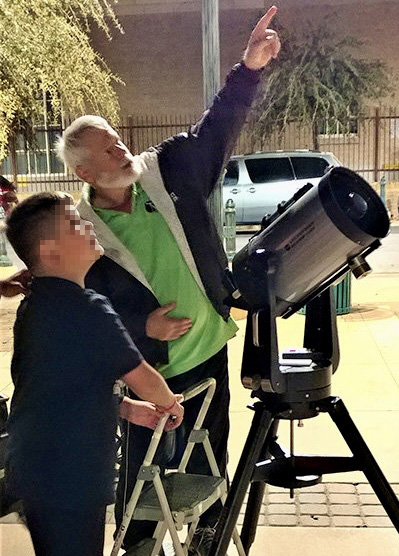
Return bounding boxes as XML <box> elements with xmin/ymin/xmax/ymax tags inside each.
<box><xmin>0</xmin><ymin>0</ymin><xmax>124</xmax><ymax>165</ymax></box>
<box><xmin>251</xmin><ymin>18</ymin><xmax>393</xmax><ymax>150</ymax></box>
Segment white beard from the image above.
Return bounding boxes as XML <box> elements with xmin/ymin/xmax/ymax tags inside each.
<box><xmin>96</xmin><ymin>157</ymin><xmax>141</xmax><ymax>190</ymax></box>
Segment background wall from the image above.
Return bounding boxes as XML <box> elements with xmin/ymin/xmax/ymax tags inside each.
<box><xmin>90</xmin><ymin>1</ymin><xmax>399</xmax><ymax>116</ymax></box>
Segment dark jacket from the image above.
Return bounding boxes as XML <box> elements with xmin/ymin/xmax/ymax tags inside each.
<box><xmin>78</xmin><ymin>62</ymin><xmax>261</xmax><ymax>365</ymax></box>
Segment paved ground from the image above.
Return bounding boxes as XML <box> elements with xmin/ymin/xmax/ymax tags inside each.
<box><xmin>0</xmin><ymin>304</ymin><xmax>16</xmax><ymax>353</ymax></box>
<box><xmin>244</xmin><ymin>482</ymin><xmax>398</xmax><ymax>529</ymax></box>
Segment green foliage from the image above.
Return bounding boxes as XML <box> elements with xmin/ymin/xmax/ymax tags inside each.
<box><xmin>252</xmin><ymin>18</ymin><xmax>393</xmax><ymax>149</ymax></box>
<box><xmin>0</xmin><ymin>0</ymin><xmax>123</xmax><ymax>161</ymax></box>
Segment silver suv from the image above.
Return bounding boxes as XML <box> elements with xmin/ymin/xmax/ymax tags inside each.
<box><xmin>222</xmin><ymin>150</ymin><xmax>340</xmax><ymax>225</ymax></box>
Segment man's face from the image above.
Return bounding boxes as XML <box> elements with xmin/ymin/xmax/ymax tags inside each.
<box><xmin>77</xmin><ymin>128</ymin><xmax>137</xmax><ymax>189</ymax></box>
<box><xmin>43</xmin><ymin>203</ymin><xmax>104</xmax><ymax>274</ymax></box>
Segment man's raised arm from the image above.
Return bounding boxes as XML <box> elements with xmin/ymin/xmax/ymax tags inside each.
<box><xmin>157</xmin><ymin>5</ymin><xmax>281</xmax><ymax>199</ymax></box>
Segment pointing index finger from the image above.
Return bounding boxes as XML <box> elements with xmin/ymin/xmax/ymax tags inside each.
<box><xmin>252</xmin><ymin>5</ymin><xmax>278</xmax><ymax>37</ymax></box>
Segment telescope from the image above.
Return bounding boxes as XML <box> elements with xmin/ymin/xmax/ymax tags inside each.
<box><xmin>211</xmin><ymin>167</ymin><xmax>399</xmax><ymax>556</ymax></box>
<box><xmin>233</xmin><ymin>166</ymin><xmax>387</xmax><ymax>316</ymax></box>
<box><xmin>228</xmin><ymin>166</ymin><xmax>389</xmax><ymax>401</ymax></box>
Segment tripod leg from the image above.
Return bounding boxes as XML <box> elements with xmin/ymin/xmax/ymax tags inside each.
<box><xmin>325</xmin><ymin>396</ymin><xmax>399</xmax><ymax>532</ymax></box>
<box><xmin>209</xmin><ymin>404</ymin><xmax>274</xmax><ymax>556</ymax></box>
<box><xmin>240</xmin><ymin>419</ymin><xmax>279</xmax><ymax>554</ymax></box>
<box><xmin>240</xmin><ymin>481</ymin><xmax>266</xmax><ymax>555</ymax></box>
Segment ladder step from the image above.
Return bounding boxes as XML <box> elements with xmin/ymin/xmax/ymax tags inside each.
<box><xmin>134</xmin><ymin>473</ymin><xmax>225</xmax><ymax>522</ymax></box>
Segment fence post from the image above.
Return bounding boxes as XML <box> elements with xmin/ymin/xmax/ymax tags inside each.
<box><xmin>380</xmin><ymin>175</ymin><xmax>386</xmax><ymax>206</ymax></box>
<box><xmin>0</xmin><ymin>207</ymin><xmax>12</xmax><ymax>267</ymax></box>
<box><xmin>373</xmin><ymin>107</ymin><xmax>381</xmax><ymax>183</ymax></box>
<box><xmin>9</xmin><ymin>135</ymin><xmax>18</xmax><ymax>192</ymax></box>
<box><xmin>223</xmin><ymin>199</ymin><xmax>236</xmax><ymax>262</ymax></box>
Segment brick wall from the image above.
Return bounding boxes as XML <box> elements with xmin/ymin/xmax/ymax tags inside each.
<box><xmin>90</xmin><ymin>1</ymin><xmax>399</xmax><ymax>116</ymax></box>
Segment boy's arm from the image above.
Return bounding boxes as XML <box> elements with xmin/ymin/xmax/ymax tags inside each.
<box><xmin>89</xmin><ymin>294</ymin><xmax>183</xmax><ymax>428</ymax></box>
<box><xmin>122</xmin><ymin>361</ymin><xmax>184</xmax><ymax>428</ymax></box>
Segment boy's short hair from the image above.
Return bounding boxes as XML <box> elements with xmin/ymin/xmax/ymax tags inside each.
<box><xmin>6</xmin><ymin>192</ymin><xmax>73</xmax><ymax>270</ymax></box>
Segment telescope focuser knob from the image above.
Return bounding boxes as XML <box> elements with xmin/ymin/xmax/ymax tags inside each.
<box><xmin>349</xmin><ymin>255</ymin><xmax>372</xmax><ymax>279</ymax></box>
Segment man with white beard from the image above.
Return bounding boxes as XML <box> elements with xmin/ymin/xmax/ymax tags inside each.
<box><xmin>56</xmin><ymin>7</ymin><xmax>280</xmax><ymax>554</ymax></box>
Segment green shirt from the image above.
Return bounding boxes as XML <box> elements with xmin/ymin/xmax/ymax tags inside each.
<box><xmin>94</xmin><ymin>185</ymin><xmax>237</xmax><ymax>379</ymax></box>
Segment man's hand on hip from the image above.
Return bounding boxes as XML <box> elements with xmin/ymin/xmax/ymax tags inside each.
<box><xmin>146</xmin><ymin>302</ymin><xmax>192</xmax><ymax>341</ymax></box>
<box><xmin>243</xmin><ymin>5</ymin><xmax>281</xmax><ymax>71</ymax></box>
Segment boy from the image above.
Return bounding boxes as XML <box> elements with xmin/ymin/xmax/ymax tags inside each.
<box><xmin>4</xmin><ymin>192</ymin><xmax>184</xmax><ymax>556</ymax></box>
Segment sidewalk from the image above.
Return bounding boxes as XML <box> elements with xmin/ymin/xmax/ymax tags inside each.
<box><xmin>1</xmin><ymin>266</ymin><xmax>399</xmax><ymax>554</ymax></box>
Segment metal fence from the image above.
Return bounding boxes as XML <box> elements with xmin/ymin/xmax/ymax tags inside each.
<box><xmin>2</xmin><ymin>107</ymin><xmax>399</xmax><ymax>195</ymax></box>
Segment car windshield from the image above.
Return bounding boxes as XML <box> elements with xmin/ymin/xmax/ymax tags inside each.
<box><xmin>245</xmin><ymin>157</ymin><xmax>294</xmax><ymax>183</ymax></box>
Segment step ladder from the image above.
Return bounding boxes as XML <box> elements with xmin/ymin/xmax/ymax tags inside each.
<box><xmin>111</xmin><ymin>378</ymin><xmax>245</xmax><ymax>556</ymax></box>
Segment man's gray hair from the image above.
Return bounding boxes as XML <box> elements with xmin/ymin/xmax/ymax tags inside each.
<box><xmin>55</xmin><ymin>115</ymin><xmax>113</xmax><ymax>174</ymax></box>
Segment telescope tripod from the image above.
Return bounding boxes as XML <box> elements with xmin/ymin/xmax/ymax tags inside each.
<box><xmin>209</xmin><ymin>394</ymin><xmax>399</xmax><ymax>556</ymax></box>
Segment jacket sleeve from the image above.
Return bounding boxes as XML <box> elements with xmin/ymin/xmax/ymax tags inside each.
<box><xmin>85</xmin><ymin>260</ymin><xmax>147</xmax><ymax>339</ymax></box>
<box><xmin>84</xmin><ymin>257</ymin><xmax>168</xmax><ymax>366</ymax></box>
<box><xmin>157</xmin><ymin>62</ymin><xmax>262</xmax><ymax>199</ymax></box>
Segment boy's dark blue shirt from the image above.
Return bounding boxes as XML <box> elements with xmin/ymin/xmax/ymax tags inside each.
<box><xmin>6</xmin><ymin>277</ymin><xmax>143</xmax><ymax>508</ymax></box>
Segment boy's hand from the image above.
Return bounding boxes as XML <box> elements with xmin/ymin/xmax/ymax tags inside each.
<box><xmin>119</xmin><ymin>397</ymin><xmax>164</xmax><ymax>430</ymax></box>
<box><xmin>146</xmin><ymin>303</ymin><xmax>192</xmax><ymax>341</ymax></box>
<box><xmin>156</xmin><ymin>394</ymin><xmax>184</xmax><ymax>431</ymax></box>
<box><xmin>122</xmin><ymin>363</ymin><xmax>184</xmax><ymax>429</ymax></box>
<box><xmin>0</xmin><ymin>269</ymin><xmax>32</xmax><ymax>298</ymax></box>
<box><xmin>120</xmin><ymin>395</ymin><xmax>184</xmax><ymax>431</ymax></box>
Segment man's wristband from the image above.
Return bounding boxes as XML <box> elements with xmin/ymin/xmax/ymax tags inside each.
<box><xmin>160</xmin><ymin>399</ymin><xmax>178</xmax><ymax>413</ymax></box>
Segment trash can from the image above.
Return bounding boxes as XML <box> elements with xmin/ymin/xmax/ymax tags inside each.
<box><xmin>299</xmin><ymin>273</ymin><xmax>352</xmax><ymax>316</ymax></box>
<box><xmin>334</xmin><ymin>273</ymin><xmax>352</xmax><ymax>315</ymax></box>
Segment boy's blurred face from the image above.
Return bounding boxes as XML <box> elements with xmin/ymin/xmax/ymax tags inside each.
<box><xmin>41</xmin><ymin>203</ymin><xmax>103</xmax><ymax>276</ymax></box>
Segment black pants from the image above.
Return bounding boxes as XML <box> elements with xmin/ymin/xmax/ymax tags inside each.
<box><xmin>115</xmin><ymin>346</ymin><xmax>230</xmax><ymax>549</ymax></box>
<box><xmin>24</xmin><ymin>502</ymin><xmax>106</xmax><ymax>556</ymax></box>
